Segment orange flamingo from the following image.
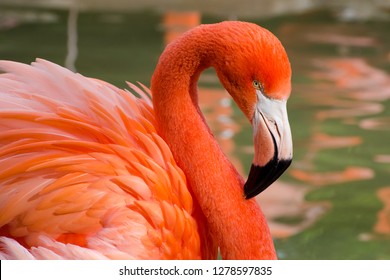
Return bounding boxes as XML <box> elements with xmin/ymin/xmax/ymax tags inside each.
<box><xmin>0</xmin><ymin>21</ymin><xmax>292</xmax><ymax>260</ymax></box>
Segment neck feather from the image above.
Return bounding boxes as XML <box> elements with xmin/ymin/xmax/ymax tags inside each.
<box><xmin>151</xmin><ymin>24</ymin><xmax>276</xmax><ymax>259</ymax></box>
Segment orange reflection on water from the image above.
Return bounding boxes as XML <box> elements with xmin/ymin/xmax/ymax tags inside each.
<box><xmin>310</xmin><ymin>132</ymin><xmax>361</xmax><ymax>149</ymax></box>
<box><xmin>375</xmin><ymin>187</ymin><xmax>390</xmax><ymax>235</ymax></box>
<box><xmin>360</xmin><ymin>117</ymin><xmax>390</xmax><ymax>131</ymax></box>
<box><xmin>292</xmin><ymin>132</ymin><xmax>362</xmax><ymax>170</ymax></box>
<box><xmin>307</xmin><ymin>58</ymin><xmax>388</xmax><ymax>121</ymax></box>
<box><xmin>375</xmin><ymin>155</ymin><xmax>390</xmax><ymax>164</ymax></box>
<box><xmin>162</xmin><ymin>11</ymin><xmax>200</xmax><ymax>45</ymax></box>
<box><xmin>293</xmin><ymin>57</ymin><xmax>388</xmax><ymax>176</ymax></box>
<box><xmin>257</xmin><ymin>181</ymin><xmax>329</xmax><ymax>238</ymax></box>
<box><xmin>290</xmin><ymin>167</ymin><xmax>374</xmax><ymax>187</ymax></box>
<box><xmin>312</xmin><ymin>58</ymin><xmax>389</xmax><ymax>100</ymax></box>
<box><xmin>291</xmin><ymin>53</ymin><xmax>390</xmax><ymax>240</ymax></box>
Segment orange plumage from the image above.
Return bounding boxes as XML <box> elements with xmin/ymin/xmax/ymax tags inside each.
<box><xmin>0</xmin><ymin>21</ymin><xmax>292</xmax><ymax>259</ymax></box>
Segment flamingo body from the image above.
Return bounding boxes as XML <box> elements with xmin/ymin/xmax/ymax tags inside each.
<box><xmin>0</xmin><ymin>60</ymin><xmax>199</xmax><ymax>259</ymax></box>
<box><xmin>0</xmin><ymin>21</ymin><xmax>292</xmax><ymax>259</ymax></box>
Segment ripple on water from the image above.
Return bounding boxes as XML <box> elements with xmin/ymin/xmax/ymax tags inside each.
<box><xmin>257</xmin><ymin>181</ymin><xmax>329</xmax><ymax>239</ymax></box>
<box><xmin>290</xmin><ymin>167</ymin><xmax>374</xmax><ymax>186</ymax></box>
<box><xmin>360</xmin><ymin>117</ymin><xmax>390</xmax><ymax>131</ymax></box>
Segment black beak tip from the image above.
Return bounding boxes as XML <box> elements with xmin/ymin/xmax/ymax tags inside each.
<box><xmin>244</xmin><ymin>158</ymin><xmax>292</xmax><ymax>199</ymax></box>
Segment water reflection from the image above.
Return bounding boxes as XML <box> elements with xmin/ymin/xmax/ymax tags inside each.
<box><xmin>291</xmin><ymin>167</ymin><xmax>374</xmax><ymax>186</ymax></box>
<box><xmin>309</xmin><ymin>58</ymin><xmax>388</xmax><ymax>120</ymax></box>
<box><xmin>283</xmin><ymin>27</ymin><xmax>390</xmax><ymax>252</ymax></box>
<box><xmin>162</xmin><ymin>11</ymin><xmax>200</xmax><ymax>45</ymax></box>
<box><xmin>257</xmin><ymin>181</ymin><xmax>329</xmax><ymax>239</ymax></box>
<box><xmin>360</xmin><ymin>117</ymin><xmax>390</xmax><ymax>131</ymax></box>
<box><xmin>375</xmin><ymin>187</ymin><xmax>390</xmax><ymax>236</ymax></box>
<box><xmin>296</xmin><ymin>56</ymin><xmax>389</xmax><ymax>181</ymax></box>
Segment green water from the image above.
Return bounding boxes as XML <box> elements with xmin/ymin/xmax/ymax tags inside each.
<box><xmin>1</xmin><ymin>8</ymin><xmax>389</xmax><ymax>259</ymax></box>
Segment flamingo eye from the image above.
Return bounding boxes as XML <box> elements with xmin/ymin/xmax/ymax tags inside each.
<box><xmin>252</xmin><ymin>80</ymin><xmax>263</xmax><ymax>91</ymax></box>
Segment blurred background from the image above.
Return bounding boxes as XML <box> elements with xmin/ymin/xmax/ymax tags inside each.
<box><xmin>0</xmin><ymin>0</ymin><xmax>389</xmax><ymax>259</ymax></box>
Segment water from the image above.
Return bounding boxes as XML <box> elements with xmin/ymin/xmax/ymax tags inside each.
<box><xmin>0</xmin><ymin>8</ymin><xmax>389</xmax><ymax>259</ymax></box>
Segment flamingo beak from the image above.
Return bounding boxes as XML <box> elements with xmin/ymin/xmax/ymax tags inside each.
<box><xmin>244</xmin><ymin>90</ymin><xmax>293</xmax><ymax>199</ymax></box>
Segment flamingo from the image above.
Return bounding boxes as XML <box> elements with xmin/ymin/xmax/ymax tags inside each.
<box><xmin>0</xmin><ymin>21</ymin><xmax>292</xmax><ymax>260</ymax></box>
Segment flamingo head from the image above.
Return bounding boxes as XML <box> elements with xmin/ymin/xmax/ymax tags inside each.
<box><xmin>212</xmin><ymin>22</ymin><xmax>293</xmax><ymax>199</ymax></box>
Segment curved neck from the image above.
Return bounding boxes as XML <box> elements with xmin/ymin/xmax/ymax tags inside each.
<box><xmin>151</xmin><ymin>26</ymin><xmax>276</xmax><ymax>259</ymax></box>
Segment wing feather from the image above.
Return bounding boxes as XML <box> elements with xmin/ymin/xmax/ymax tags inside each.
<box><xmin>0</xmin><ymin>59</ymin><xmax>200</xmax><ymax>259</ymax></box>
